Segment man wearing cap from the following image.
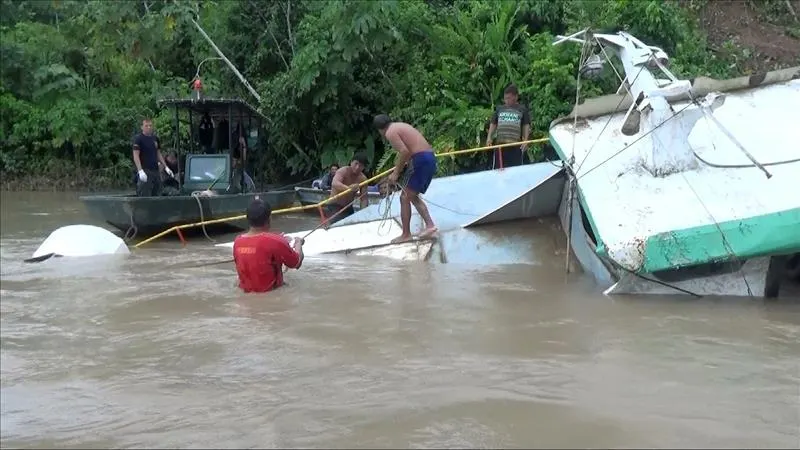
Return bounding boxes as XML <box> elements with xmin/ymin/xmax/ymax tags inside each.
<box><xmin>325</xmin><ymin>153</ymin><xmax>369</xmax><ymax>225</ymax></box>
<box><xmin>233</xmin><ymin>198</ymin><xmax>305</xmax><ymax>293</ymax></box>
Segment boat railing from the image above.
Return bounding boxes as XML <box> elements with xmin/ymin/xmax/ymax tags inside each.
<box><xmin>132</xmin><ymin>138</ymin><xmax>551</xmax><ymax>248</ymax></box>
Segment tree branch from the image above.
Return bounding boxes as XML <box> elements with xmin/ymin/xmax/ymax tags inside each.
<box><xmin>786</xmin><ymin>0</ymin><xmax>798</xmax><ymax>21</ymax></box>
<box><xmin>282</xmin><ymin>0</ymin><xmax>295</xmax><ymax>56</ymax></box>
<box><xmin>248</xmin><ymin>0</ymin><xmax>290</xmax><ymax>70</ymax></box>
<box><xmin>360</xmin><ymin>34</ymin><xmax>398</xmax><ymax>94</ymax></box>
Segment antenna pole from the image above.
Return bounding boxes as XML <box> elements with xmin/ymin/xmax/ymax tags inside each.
<box><xmin>191</xmin><ymin>18</ymin><xmax>262</xmax><ymax>103</ymax></box>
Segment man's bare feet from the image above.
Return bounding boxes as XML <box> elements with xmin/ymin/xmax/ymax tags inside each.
<box><xmin>417</xmin><ymin>226</ymin><xmax>438</xmax><ymax>239</ymax></box>
<box><xmin>390</xmin><ymin>234</ymin><xmax>412</xmax><ymax>244</ymax></box>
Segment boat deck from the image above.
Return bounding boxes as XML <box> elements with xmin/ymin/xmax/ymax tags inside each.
<box><xmin>550</xmin><ymin>79</ymin><xmax>800</xmax><ymax>272</ymax></box>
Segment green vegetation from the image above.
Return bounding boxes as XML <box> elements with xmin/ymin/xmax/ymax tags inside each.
<box><xmin>1</xmin><ymin>0</ymin><xmax>797</xmax><ymax>191</ymax></box>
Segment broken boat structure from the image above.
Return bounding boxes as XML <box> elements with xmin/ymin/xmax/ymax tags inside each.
<box><xmin>216</xmin><ymin>162</ymin><xmax>567</xmax><ymax>265</ymax></box>
<box><xmin>550</xmin><ymin>30</ymin><xmax>800</xmax><ymax>298</ymax></box>
<box><xmin>215</xmin><ymin>29</ymin><xmax>799</xmax><ymax>299</ymax></box>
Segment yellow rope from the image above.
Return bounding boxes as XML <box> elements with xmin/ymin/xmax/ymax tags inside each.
<box><xmin>132</xmin><ymin>138</ymin><xmax>549</xmax><ymax>248</ymax></box>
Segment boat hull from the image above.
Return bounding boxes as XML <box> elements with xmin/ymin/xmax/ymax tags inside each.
<box><xmin>79</xmin><ymin>190</ymin><xmax>297</xmax><ymax>236</ymax></box>
<box><xmin>547</xmin><ymin>59</ymin><xmax>800</xmax><ymax>299</ymax></box>
<box><xmin>294</xmin><ymin>187</ymin><xmax>383</xmax><ymax>211</ymax></box>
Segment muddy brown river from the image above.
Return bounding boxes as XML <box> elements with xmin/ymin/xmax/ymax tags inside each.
<box><xmin>1</xmin><ymin>191</ymin><xmax>798</xmax><ymax>449</ymax></box>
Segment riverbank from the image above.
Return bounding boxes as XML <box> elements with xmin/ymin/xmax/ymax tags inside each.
<box><xmin>688</xmin><ymin>0</ymin><xmax>800</xmax><ymax>73</ymax></box>
<box><xmin>1</xmin><ymin>173</ymin><xmax>131</xmax><ymax>192</ymax></box>
<box><xmin>0</xmin><ymin>170</ymin><xmax>310</xmax><ymax>193</ymax></box>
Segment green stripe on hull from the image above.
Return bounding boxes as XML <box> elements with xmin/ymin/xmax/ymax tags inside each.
<box><xmin>548</xmin><ymin>131</ymin><xmax>800</xmax><ymax>273</ymax></box>
<box><xmin>548</xmin><ymin>131</ymin><xmax>609</xmax><ymax>256</ymax></box>
<box><xmin>642</xmin><ymin>207</ymin><xmax>800</xmax><ymax>273</ymax></box>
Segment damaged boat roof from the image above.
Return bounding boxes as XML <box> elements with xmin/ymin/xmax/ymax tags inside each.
<box><xmin>334</xmin><ymin>162</ymin><xmax>565</xmax><ymax>232</ymax></box>
<box><xmin>549</xmin><ymin>67</ymin><xmax>800</xmax><ymax>272</ymax></box>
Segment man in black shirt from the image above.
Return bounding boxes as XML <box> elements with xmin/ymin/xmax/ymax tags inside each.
<box><xmin>132</xmin><ymin>118</ymin><xmax>172</xmax><ymax>197</ymax></box>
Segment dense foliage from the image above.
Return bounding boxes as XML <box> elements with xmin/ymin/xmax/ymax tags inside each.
<box><xmin>0</xmin><ymin>0</ymin><xmax>789</xmax><ymax>189</ymax></box>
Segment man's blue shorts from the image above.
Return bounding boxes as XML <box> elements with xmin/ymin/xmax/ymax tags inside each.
<box><xmin>405</xmin><ymin>150</ymin><xmax>436</xmax><ymax>194</ymax></box>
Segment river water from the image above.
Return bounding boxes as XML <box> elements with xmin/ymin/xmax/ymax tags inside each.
<box><xmin>1</xmin><ymin>191</ymin><xmax>798</xmax><ymax>449</ymax></box>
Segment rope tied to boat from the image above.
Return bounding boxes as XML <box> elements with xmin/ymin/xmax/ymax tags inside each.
<box><xmin>191</xmin><ymin>190</ymin><xmax>217</xmax><ymax>243</ymax></box>
<box><xmin>123</xmin><ymin>208</ymin><xmax>138</xmax><ymax>243</ymax></box>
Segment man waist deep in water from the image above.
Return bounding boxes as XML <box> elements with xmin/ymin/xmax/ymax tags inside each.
<box><xmin>233</xmin><ymin>198</ymin><xmax>305</xmax><ymax>293</ymax></box>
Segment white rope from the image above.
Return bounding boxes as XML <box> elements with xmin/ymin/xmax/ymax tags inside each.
<box><xmin>191</xmin><ymin>190</ymin><xmax>217</xmax><ymax>242</ymax></box>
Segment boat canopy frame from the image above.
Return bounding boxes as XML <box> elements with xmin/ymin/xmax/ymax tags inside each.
<box><xmin>156</xmin><ymin>97</ymin><xmax>268</xmax><ymax>194</ymax></box>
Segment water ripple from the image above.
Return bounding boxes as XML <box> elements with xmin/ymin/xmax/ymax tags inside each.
<box><xmin>2</xmin><ymin>197</ymin><xmax>800</xmax><ymax>448</ymax></box>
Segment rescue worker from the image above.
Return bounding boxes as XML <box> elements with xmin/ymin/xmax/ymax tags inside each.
<box><xmin>233</xmin><ymin>198</ymin><xmax>305</xmax><ymax>293</ymax></box>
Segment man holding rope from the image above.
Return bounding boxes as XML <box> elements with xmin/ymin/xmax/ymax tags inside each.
<box><xmin>233</xmin><ymin>198</ymin><xmax>304</xmax><ymax>293</ymax></box>
<box><xmin>373</xmin><ymin>114</ymin><xmax>438</xmax><ymax>243</ymax></box>
<box><xmin>325</xmin><ymin>153</ymin><xmax>369</xmax><ymax>225</ymax></box>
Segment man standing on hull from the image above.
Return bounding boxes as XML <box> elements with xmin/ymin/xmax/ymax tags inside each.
<box><xmin>373</xmin><ymin>114</ymin><xmax>438</xmax><ymax>243</ymax></box>
<box><xmin>325</xmin><ymin>153</ymin><xmax>369</xmax><ymax>225</ymax></box>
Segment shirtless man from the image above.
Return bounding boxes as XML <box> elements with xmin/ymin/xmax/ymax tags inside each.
<box><xmin>373</xmin><ymin>114</ymin><xmax>437</xmax><ymax>243</ymax></box>
<box><xmin>325</xmin><ymin>153</ymin><xmax>369</xmax><ymax>225</ymax></box>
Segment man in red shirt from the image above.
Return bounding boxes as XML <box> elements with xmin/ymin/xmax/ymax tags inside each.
<box><xmin>233</xmin><ymin>198</ymin><xmax>305</xmax><ymax>293</ymax></box>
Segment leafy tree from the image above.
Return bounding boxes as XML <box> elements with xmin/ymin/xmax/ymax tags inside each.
<box><xmin>0</xmin><ymin>0</ymin><xmax>793</xmax><ymax>190</ymax></box>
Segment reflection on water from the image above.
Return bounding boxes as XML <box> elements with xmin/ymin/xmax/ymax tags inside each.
<box><xmin>1</xmin><ymin>192</ymin><xmax>799</xmax><ymax>449</ymax></box>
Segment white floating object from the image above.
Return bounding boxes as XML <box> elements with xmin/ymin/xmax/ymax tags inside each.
<box><xmin>28</xmin><ymin>224</ymin><xmax>129</xmax><ymax>262</ymax></box>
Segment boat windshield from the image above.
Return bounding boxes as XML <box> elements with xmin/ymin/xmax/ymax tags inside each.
<box><xmin>187</xmin><ymin>156</ymin><xmax>228</xmax><ymax>183</ymax></box>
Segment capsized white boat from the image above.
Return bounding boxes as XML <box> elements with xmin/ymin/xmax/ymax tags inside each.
<box><xmin>26</xmin><ymin>224</ymin><xmax>130</xmax><ymax>263</ymax></box>
<box><xmin>215</xmin><ymin>218</ymin><xmax>436</xmax><ymax>262</ymax></box>
<box><xmin>550</xmin><ymin>30</ymin><xmax>800</xmax><ymax>298</ymax></box>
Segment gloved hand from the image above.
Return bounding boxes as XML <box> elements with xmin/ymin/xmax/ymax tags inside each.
<box><xmin>137</xmin><ymin>170</ymin><xmax>148</xmax><ymax>183</ymax></box>
<box><xmin>165</xmin><ymin>166</ymin><xmax>174</xmax><ymax>178</ymax></box>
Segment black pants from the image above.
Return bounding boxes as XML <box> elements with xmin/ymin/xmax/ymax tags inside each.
<box><xmin>493</xmin><ymin>146</ymin><xmax>530</xmax><ymax>169</ymax></box>
<box><xmin>323</xmin><ymin>203</ymin><xmax>355</xmax><ymax>225</ymax></box>
<box><xmin>136</xmin><ymin>169</ymin><xmax>163</xmax><ymax>197</ymax></box>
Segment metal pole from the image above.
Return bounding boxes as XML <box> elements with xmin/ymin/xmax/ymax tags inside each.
<box><xmin>246</xmin><ymin>114</ymin><xmax>252</xmax><ymax>192</ymax></box>
<box><xmin>699</xmin><ymin>105</ymin><xmax>772</xmax><ymax>179</ymax></box>
<box><xmin>228</xmin><ymin>103</ymin><xmax>233</xmax><ymax>191</ymax></box>
<box><xmin>188</xmin><ymin>110</ymin><xmax>194</xmax><ymax>153</ymax></box>
<box><xmin>174</xmin><ymin>106</ymin><xmax>182</xmax><ymax>191</ymax></box>
<box><xmin>191</xmin><ymin>18</ymin><xmax>262</xmax><ymax>103</ymax></box>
